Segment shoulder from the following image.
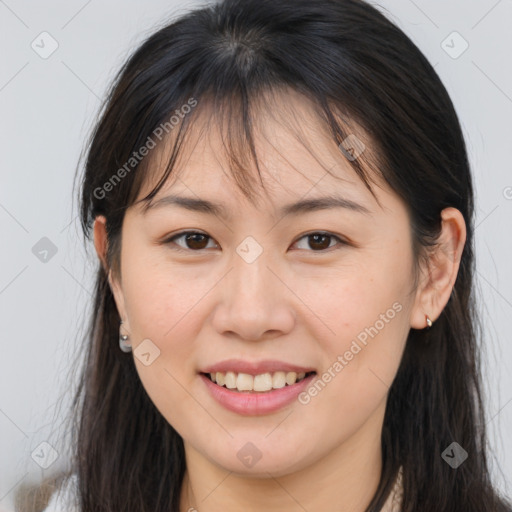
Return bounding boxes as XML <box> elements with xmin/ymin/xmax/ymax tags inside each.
<box><xmin>42</xmin><ymin>473</ymin><xmax>79</xmax><ymax>512</ymax></box>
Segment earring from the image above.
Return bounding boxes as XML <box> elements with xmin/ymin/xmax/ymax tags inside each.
<box><xmin>425</xmin><ymin>314</ymin><xmax>433</xmax><ymax>329</ymax></box>
<box><xmin>119</xmin><ymin>320</ymin><xmax>132</xmax><ymax>352</ymax></box>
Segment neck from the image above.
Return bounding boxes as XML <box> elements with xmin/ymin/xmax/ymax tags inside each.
<box><xmin>180</xmin><ymin>401</ymin><xmax>385</xmax><ymax>512</ymax></box>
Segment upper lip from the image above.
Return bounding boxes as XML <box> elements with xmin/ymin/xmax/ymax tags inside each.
<box><xmin>200</xmin><ymin>359</ymin><xmax>316</xmax><ymax>376</ymax></box>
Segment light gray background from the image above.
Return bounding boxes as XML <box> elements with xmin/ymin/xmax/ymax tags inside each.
<box><xmin>0</xmin><ymin>0</ymin><xmax>511</xmax><ymax>510</ymax></box>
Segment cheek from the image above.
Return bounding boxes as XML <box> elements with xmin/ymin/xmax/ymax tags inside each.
<box><xmin>290</xmin><ymin>297</ymin><xmax>407</xmax><ymax>459</ymax></box>
<box><xmin>121</xmin><ymin>245</ymin><xmax>213</xmax><ymax>343</ymax></box>
<box><xmin>294</xmin><ymin>263</ymin><xmax>409</xmax><ymax>349</ymax></box>
<box><xmin>121</xmin><ymin>257</ymin><xmax>210</xmax><ymax>430</ymax></box>
<box><xmin>294</xmin><ymin>247</ymin><xmax>411</xmax><ymax>402</ymax></box>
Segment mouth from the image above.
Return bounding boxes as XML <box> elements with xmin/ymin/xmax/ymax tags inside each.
<box><xmin>199</xmin><ymin>370</ymin><xmax>318</xmax><ymax>415</ymax></box>
<box><xmin>200</xmin><ymin>370</ymin><xmax>317</xmax><ymax>393</ymax></box>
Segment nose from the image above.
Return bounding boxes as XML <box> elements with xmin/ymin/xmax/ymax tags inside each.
<box><xmin>211</xmin><ymin>248</ymin><xmax>296</xmax><ymax>342</ymax></box>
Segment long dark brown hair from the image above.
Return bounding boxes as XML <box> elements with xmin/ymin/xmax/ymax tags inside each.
<box><xmin>52</xmin><ymin>0</ymin><xmax>512</xmax><ymax>510</ymax></box>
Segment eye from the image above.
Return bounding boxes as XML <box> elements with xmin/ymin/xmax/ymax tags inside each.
<box><xmin>291</xmin><ymin>231</ymin><xmax>347</xmax><ymax>252</ymax></box>
<box><xmin>164</xmin><ymin>230</ymin><xmax>347</xmax><ymax>253</ymax></box>
<box><xmin>165</xmin><ymin>231</ymin><xmax>218</xmax><ymax>251</ymax></box>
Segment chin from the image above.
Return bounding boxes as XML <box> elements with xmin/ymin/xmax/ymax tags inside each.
<box><xmin>201</xmin><ymin>438</ymin><xmax>314</xmax><ymax>478</ymax></box>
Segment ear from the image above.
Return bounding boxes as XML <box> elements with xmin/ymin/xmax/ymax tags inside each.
<box><xmin>93</xmin><ymin>215</ymin><xmax>128</xmax><ymax>322</ymax></box>
<box><xmin>410</xmin><ymin>207</ymin><xmax>467</xmax><ymax>329</ymax></box>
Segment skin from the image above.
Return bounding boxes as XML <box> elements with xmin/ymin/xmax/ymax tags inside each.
<box><xmin>93</xmin><ymin>90</ymin><xmax>466</xmax><ymax>512</ymax></box>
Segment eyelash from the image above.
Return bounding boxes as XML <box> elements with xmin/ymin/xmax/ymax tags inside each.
<box><xmin>163</xmin><ymin>230</ymin><xmax>348</xmax><ymax>254</ymax></box>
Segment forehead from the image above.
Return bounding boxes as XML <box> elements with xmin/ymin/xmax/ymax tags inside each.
<box><xmin>135</xmin><ymin>88</ymin><xmax>390</xmax><ymax>214</ymax></box>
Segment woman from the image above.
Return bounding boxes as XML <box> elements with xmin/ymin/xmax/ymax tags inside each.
<box><xmin>42</xmin><ymin>0</ymin><xmax>511</xmax><ymax>510</ymax></box>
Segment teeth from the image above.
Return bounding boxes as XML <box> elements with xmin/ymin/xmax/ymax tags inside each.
<box><xmin>285</xmin><ymin>371</ymin><xmax>297</xmax><ymax>385</ymax></box>
<box><xmin>207</xmin><ymin>370</ymin><xmax>311</xmax><ymax>391</ymax></box>
<box><xmin>254</xmin><ymin>373</ymin><xmax>273</xmax><ymax>392</ymax></box>
<box><xmin>236</xmin><ymin>373</ymin><xmax>253</xmax><ymax>391</ymax></box>
<box><xmin>272</xmin><ymin>371</ymin><xmax>286</xmax><ymax>389</ymax></box>
<box><xmin>224</xmin><ymin>371</ymin><xmax>237</xmax><ymax>389</ymax></box>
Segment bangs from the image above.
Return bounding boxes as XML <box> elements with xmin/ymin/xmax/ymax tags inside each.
<box><xmin>129</xmin><ymin>85</ymin><xmax>386</xmax><ymax>215</ymax></box>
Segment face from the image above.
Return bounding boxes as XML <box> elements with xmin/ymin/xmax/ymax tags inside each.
<box><xmin>106</xmin><ymin>91</ymin><xmax>420</xmax><ymax>478</ymax></box>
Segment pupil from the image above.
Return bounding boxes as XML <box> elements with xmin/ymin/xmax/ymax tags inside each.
<box><xmin>187</xmin><ymin>233</ymin><xmax>207</xmax><ymax>249</ymax></box>
<box><xmin>310</xmin><ymin>234</ymin><xmax>330</xmax><ymax>250</ymax></box>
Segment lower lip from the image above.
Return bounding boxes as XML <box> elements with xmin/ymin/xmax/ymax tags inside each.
<box><xmin>199</xmin><ymin>373</ymin><xmax>316</xmax><ymax>416</ymax></box>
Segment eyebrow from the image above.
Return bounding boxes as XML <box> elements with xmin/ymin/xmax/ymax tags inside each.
<box><xmin>142</xmin><ymin>193</ymin><xmax>372</xmax><ymax>219</ymax></box>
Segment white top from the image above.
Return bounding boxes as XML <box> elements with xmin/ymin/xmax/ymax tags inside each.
<box><xmin>43</xmin><ymin>474</ymin><xmax>79</xmax><ymax>512</ymax></box>
<box><xmin>43</xmin><ymin>469</ymin><xmax>403</xmax><ymax>511</ymax></box>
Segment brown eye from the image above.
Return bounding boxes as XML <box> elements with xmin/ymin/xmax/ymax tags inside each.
<box><xmin>166</xmin><ymin>231</ymin><xmax>217</xmax><ymax>251</ymax></box>
<box><xmin>165</xmin><ymin>230</ymin><xmax>346</xmax><ymax>253</ymax></box>
<box><xmin>292</xmin><ymin>232</ymin><xmax>346</xmax><ymax>252</ymax></box>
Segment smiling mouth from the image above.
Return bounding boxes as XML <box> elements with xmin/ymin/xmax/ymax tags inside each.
<box><xmin>200</xmin><ymin>371</ymin><xmax>317</xmax><ymax>393</ymax></box>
